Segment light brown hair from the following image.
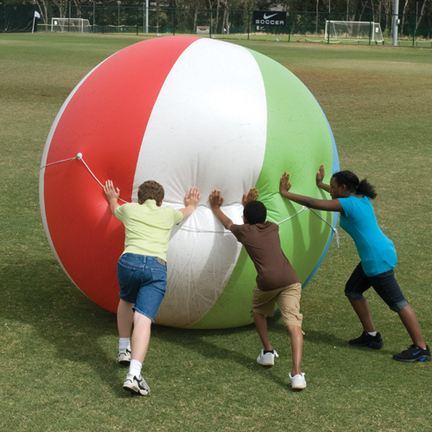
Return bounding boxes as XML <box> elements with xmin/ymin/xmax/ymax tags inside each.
<box><xmin>138</xmin><ymin>180</ymin><xmax>164</xmax><ymax>205</ymax></box>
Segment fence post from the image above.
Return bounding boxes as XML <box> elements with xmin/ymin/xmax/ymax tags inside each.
<box><xmin>172</xmin><ymin>8</ymin><xmax>176</xmax><ymax>36</ymax></box>
<box><xmin>92</xmin><ymin>1</ymin><xmax>95</xmax><ymax>32</ymax></box>
<box><xmin>145</xmin><ymin>0</ymin><xmax>149</xmax><ymax>34</ymax></box>
<box><xmin>209</xmin><ymin>9</ymin><xmax>212</xmax><ymax>38</ymax></box>
<box><xmin>68</xmin><ymin>1</ymin><xmax>71</xmax><ymax>32</ymax></box>
<box><xmin>247</xmin><ymin>10</ymin><xmax>250</xmax><ymax>40</ymax></box>
<box><xmin>392</xmin><ymin>0</ymin><xmax>399</xmax><ymax>46</ymax></box>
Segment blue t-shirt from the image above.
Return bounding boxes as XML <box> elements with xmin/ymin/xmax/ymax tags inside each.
<box><xmin>338</xmin><ymin>195</ymin><xmax>397</xmax><ymax>276</ymax></box>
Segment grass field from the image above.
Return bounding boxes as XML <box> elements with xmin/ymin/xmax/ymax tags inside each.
<box><xmin>1</xmin><ymin>33</ymin><xmax>431</xmax><ymax>431</ymax></box>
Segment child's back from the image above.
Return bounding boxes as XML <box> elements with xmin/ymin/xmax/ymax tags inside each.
<box><xmin>230</xmin><ymin>220</ymin><xmax>300</xmax><ymax>291</ymax></box>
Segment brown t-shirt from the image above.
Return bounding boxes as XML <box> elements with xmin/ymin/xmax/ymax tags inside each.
<box><xmin>230</xmin><ymin>222</ymin><xmax>300</xmax><ymax>291</ymax></box>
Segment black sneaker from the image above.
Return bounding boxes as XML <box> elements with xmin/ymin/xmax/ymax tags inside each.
<box><xmin>349</xmin><ymin>331</ymin><xmax>384</xmax><ymax>349</ymax></box>
<box><xmin>393</xmin><ymin>345</ymin><xmax>431</xmax><ymax>363</ymax></box>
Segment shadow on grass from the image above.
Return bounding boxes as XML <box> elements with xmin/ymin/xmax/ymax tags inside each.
<box><xmin>0</xmin><ymin>257</ymin><xmax>121</xmax><ymax>391</ymax></box>
<box><xmin>302</xmin><ymin>328</ymin><xmax>395</xmax><ymax>358</ymax></box>
<box><xmin>3</xmin><ymin>256</ymin><xmax>393</xmax><ymax>396</ymax></box>
<box><xmin>0</xmin><ymin>257</ymin><xmax>289</xmax><ymax>393</ymax></box>
<box><xmin>270</xmin><ymin>317</ymin><xmax>396</xmax><ymax>360</ymax></box>
<box><xmin>151</xmin><ymin>314</ymin><xmax>295</xmax><ymax>390</ymax></box>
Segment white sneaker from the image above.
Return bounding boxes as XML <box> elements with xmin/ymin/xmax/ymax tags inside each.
<box><xmin>289</xmin><ymin>372</ymin><xmax>306</xmax><ymax>390</ymax></box>
<box><xmin>123</xmin><ymin>373</ymin><xmax>150</xmax><ymax>396</ymax></box>
<box><xmin>117</xmin><ymin>348</ymin><xmax>131</xmax><ymax>364</ymax></box>
<box><xmin>257</xmin><ymin>349</ymin><xmax>279</xmax><ymax>366</ymax></box>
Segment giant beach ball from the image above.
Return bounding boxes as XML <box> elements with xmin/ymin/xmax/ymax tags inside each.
<box><xmin>40</xmin><ymin>36</ymin><xmax>339</xmax><ymax>329</ymax></box>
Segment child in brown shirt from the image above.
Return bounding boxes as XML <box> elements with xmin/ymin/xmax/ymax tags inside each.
<box><xmin>209</xmin><ymin>187</ymin><xmax>306</xmax><ymax>390</ymax></box>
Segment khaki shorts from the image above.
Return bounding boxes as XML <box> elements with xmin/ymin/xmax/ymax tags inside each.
<box><xmin>251</xmin><ymin>282</ymin><xmax>303</xmax><ymax>327</ymax></box>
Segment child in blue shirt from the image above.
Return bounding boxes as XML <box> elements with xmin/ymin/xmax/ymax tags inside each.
<box><xmin>280</xmin><ymin>165</ymin><xmax>430</xmax><ymax>363</ymax></box>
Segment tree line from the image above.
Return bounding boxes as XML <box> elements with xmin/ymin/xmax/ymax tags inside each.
<box><xmin>3</xmin><ymin>0</ymin><xmax>431</xmax><ymax>36</ymax></box>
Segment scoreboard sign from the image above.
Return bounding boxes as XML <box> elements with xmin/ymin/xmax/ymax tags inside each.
<box><xmin>252</xmin><ymin>11</ymin><xmax>286</xmax><ymax>26</ymax></box>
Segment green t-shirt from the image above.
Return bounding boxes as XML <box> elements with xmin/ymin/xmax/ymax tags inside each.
<box><xmin>114</xmin><ymin>200</ymin><xmax>183</xmax><ymax>261</ymax></box>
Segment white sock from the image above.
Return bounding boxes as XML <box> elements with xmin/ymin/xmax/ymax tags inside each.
<box><xmin>119</xmin><ymin>338</ymin><xmax>131</xmax><ymax>351</ymax></box>
<box><xmin>367</xmin><ymin>331</ymin><xmax>377</xmax><ymax>337</ymax></box>
<box><xmin>129</xmin><ymin>359</ymin><xmax>142</xmax><ymax>377</ymax></box>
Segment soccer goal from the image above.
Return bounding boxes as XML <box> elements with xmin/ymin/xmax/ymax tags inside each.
<box><xmin>325</xmin><ymin>20</ymin><xmax>383</xmax><ymax>42</ymax></box>
<box><xmin>51</xmin><ymin>18</ymin><xmax>91</xmax><ymax>33</ymax></box>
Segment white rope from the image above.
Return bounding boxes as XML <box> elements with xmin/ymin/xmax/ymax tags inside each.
<box><xmin>80</xmin><ymin>158</ymin><xmax>104</xmax><ymax>188</ymax></box>
<box><xmin>309</xmin><ymin>208</ymin><xmax>340</xmax><ymax>247</ymax></box>
<box><xmin>178</xmin><ymin>226</ymin><xmax>226</xmax><ymax>234</ymax></box>
<box><xmin>40</xmin><ymin>155</ymin><xmax>80</xmax><ymax>168</ymax></box>
<box><xmin>40</xmin><ymin>152</ymin><xmax>128</xmax><ymax>203</ymax></box>
<box><xmin>41</xmin><ymin>153</ymin><xmax>339</xmax><ymax>245</ymax></box>
<box><xmin>276</xmin><ymin>205</ymin><xmax>308</xmax><ymax>225</ymax></box>
<box><xmin>274</xmin><ymin>205</ymin><xmax>339</xmax><ymax>248</ymax></box>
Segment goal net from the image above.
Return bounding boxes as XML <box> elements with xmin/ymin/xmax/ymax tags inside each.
<box><xmin>325</xmin><ymin>20</ymin><xmax>383</xmax><ymax>42</ymax></box>
<box><xmin>51</xmin><ymin>18</ymin><xmax>91</xmax><ymax>33</ymax></box>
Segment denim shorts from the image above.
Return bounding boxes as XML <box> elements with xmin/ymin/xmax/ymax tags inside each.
<box><xmin>117</xmin><ymin>253</ymin><xmax>168</xmax><ymax>322</ymax></box>
<box><xmin>344</xmin><ymin>262</ymin><xmax>408</xmax><ymax>312</ymax></box>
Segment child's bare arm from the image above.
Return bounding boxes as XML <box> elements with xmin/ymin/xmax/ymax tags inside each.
<box><xmin>209</xmin><ymin>189</ymin><xmax>233</xmax><ymax>230</ymax></box>
<box><xmin>103</xmin><ymin>180</ymin><xmax>121</xmax><ymax>214</ymax></box>
<box><xmin>279</xmin><ymin>171</ymin><xmax>343</xmax><ymax>212</ymax></box>
<box><xmin>179</xmin><ymin>187</ymin><xmax>200</xmax><ymax>220</ymax></box>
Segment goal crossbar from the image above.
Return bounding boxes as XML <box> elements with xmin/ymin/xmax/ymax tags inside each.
<box><xmin>325</xmin><ymin>20</ymin><xmax>383</xmax><ymax>42</ymax></box>
<box><xmin>51</xmin><ymin>17</ymin><xmax>90</xmax><ymax>33</ymax></box>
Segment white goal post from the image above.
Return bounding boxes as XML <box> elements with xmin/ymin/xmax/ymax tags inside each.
<box><xmin>325</xmin><ymin>20</ymin><xmax>383</xmax><ymax>42</ymax></box>
<box><xmin>51</xmin><ymin>18</ymin><xmax>91</xmax><ymax>33</ymax></box>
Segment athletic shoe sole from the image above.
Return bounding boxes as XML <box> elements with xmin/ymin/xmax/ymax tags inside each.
<box><xmin>257</xmin><ymin>360</ymin><xmax>274</xmax><ymax>366</ymax></box>
<box><xmin>393</xmin><ymin>354</ymin><xmax>431</xmax><ymax>363</ymax></box>
<box><xmin>289</xmin><ymin>373</ymin><xmax>306</xmax><ymax>390</ymax></box>
<box><xmin>117</xmin><ymin>349</ymin><xmax>131</xmax><ymax>365</ymax></box>
<box><xmin>350</xmin><ymin>341</ymin><xmax>383</xmax><ymax>350</ymax></box>
<box><xmin>349</xmin><ymin>338</ymin><xmax>383</xmax><ymax>350</ymax></box>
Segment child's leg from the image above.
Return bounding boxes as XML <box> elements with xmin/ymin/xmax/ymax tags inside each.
<box><xmin>287</xmin><ymin>325</ymin><xmax>303</xmax><ymax>376</ymax></box>
<box><xmin>397</xmin><ymin>305</ymin><xmax>426</xmax><ymax>348</ymax></box>
<box><xmin>124</xmin><ymin>311</ymin><xmax>152</xmax><ymax>395</ymax></box>
<box><xmin>277</xmin><ymin>283</ymin><xmax>304</xmax><ymax>375</ymax></box>
<box><xmin>347</xmin><ymin>297</ymin><xmax>376</xmax><ymax>333</ymax></box>
<box><xmin>345</xmin><ymin>263</ymin><xmax>376</xmax><ymax>333</ymax></box>
<box><xmin>253</xmin><ymin>311</ymin><xmax>272</xmax><ymax>351</ymax></box>
<box><xmin>117</xmin><ymin>298</ymin><xmax>134</xmax><ymax>338</ymax></box>
<box><xmin>368</xmin><ymin>269</ymin><xmax>427</xmax><ymax>348</ymax></box>
<box><xmin>131</xmin><ymin>312</ymin><xmax>152</xmax><ymax>364</ymax></box>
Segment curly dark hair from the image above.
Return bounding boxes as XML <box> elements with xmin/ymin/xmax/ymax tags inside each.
<box><xmin>243</xmin><ymin>201</ymin><xmax>267</xmax><ymax>224</ymax></box>
<box><xmin>138</xmin><ymin>180</ymin><xmax>165</xmax><ymax>205</ymax></box>
<box><xmin>332</xmin><ymin>171</ymin><xmax>377</xmax><ymax>199</ymax></box>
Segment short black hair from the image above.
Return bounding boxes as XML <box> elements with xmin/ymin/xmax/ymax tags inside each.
<box><xmin>243</xmin><ymin>201</ymin><xmax>267</xmax><ymax>224</ymax></box>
